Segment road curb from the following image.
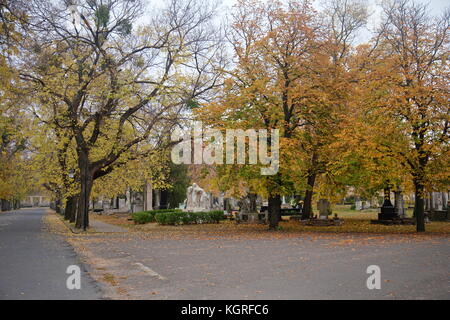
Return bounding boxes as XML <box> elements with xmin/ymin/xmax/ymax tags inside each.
<box><xmin>46</xmin><ymin>209</ymin><xmax>84</xmax><ymax>234</ymax></box>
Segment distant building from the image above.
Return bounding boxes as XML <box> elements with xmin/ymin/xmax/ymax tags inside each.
<box><xmin>20</xmin><ymin>193</ymin><xmax>51</xmax><ymax>207</ymax></box>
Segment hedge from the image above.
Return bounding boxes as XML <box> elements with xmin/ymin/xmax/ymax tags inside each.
<box><xmin>131</xmin><ymin>209</ymin><xmax>184</xmax><ymax>224</ymax></box>
<box><xmin>155</xmin><ymin>210</ymin><xmax>225</xmax><ymax>225</ymax></box>
<box><xmin>132</xmin><ymin>211</ymin><xmax>156</xmax><ymax>224</ymax></box>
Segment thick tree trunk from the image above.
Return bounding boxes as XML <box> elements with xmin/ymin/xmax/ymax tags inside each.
<box><xmin>75</xmin><ymin>154</ymin><xmax>93</xmax><ymax>230</ymax></box>
<box><xmin>268</xmin><ymin>194</ymin><xmax>281</xmax><ymax>230</ymax></box>
<box><xmin>302</xmin><ymin>172</ymin><xmax>316</xmax><ymax>220</ymax></box>
<box><xmin>55</xmin><ymin>193</ymin><xmax>62</xmax><ymax>214</ymax></box>
<box><xmin>64</xmin><ymin>195</ymin><xmax>78</xmax><ymax>222</ymax></box>
<box><xmin>414</xmin><ymin>180</ymin><xmax>425</xmax><ymax>232</ymax></box>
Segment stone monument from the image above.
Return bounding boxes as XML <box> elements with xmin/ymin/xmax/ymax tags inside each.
<box><xmin>317</xmin><ymin>199</ymin><xmax>332</xmax><ymax>220</ymax></box>
<box><xmin>185</xmin><ymin>183</ymin><xmax>223</xmax><ymax>212</ymax></box>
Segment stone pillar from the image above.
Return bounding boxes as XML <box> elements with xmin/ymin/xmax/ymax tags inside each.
<box><xmin>154</xmin><ymin>190</ymin><xmax>161</xmax><ymax>209</ymax></box>
<box><xmin>125</xmin><ymin>189</ymin><xmax>131</xmax><ymax>212</ymax></box>
<box><xmin>394</xmin><ymin>187</ymin><xmax>405</xmax><ymax>218</ymax></box>
<box><xmin>425</xmin><ymin>193</ymin><xmax>430</xmax><ymax>211</ymax></box>
<box><xmin>144</xmin><ymin>182</ymin><xmax>153</xmax><ymax>211</ymax></box>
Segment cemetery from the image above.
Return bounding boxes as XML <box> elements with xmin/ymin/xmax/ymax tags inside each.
<box><xmin>0</xmin><ymin>0</ymin><xmax>449</xmax><ymax>302</ymax></box>
<box><xmin>84</xmin><ymin>180</ymin><xmax>450</xmax><ymax>235</ymax></box>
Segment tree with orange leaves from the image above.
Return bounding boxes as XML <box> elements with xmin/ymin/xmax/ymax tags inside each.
<box><xmin>350</xmin><ymin>0</ymin><xmax>449</xmax><ymax>231</ymax></box>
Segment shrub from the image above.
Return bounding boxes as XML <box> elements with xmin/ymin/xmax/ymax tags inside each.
<box><xmin>132</xmin><ymin>211</ymin><xmax>155</xmax><ymax>224</ymax></box>
<box><xmin>208</xmin><ymin>210</ymin><xmax>226</xmax><ymax>223</ymax></box>
<box><xmin>133</xmin><ymin>209</ymin><xmax>184</xmax><ymax>225</ymax></box>
<box><xmin>154</xmin><ymin>210</ymin><xmax>225</xmax><ymax>225</ymax></box>
<box><xmin>149</xmin><ymin>208</ymin><xmax>182</xmax><ymax>214</ymax></box>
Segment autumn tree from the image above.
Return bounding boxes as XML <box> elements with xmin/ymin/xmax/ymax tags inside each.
<box><xmin>352</xmin><ymin>0</ymin><xmax>449</xmax><ymax>231</ymax></box>
<box><xmin>19</xmin><ymin>0</ymin><xmax>224</xmax><ymax>229</ymax></box>
<box><xmin>289</xmin><ymin>0</ymin><xmax>368</xmax><ymax>219</ymax></box>
<box><xmin>197</xmin><ymin>0</ymin><xmax>324</xmax><ymax>228</ymax></box>
<box><xmin>0</xmin><ymin>1</ymin><xmax>32</xmax><ymax>210</ymax></box>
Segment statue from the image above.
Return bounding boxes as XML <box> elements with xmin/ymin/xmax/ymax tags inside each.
<box><xmin>186</xmin><ymin>183</ymin><xmax>212</xmax><ymax>212</ymax></box>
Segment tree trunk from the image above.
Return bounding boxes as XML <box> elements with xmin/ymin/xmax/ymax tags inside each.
<box><xmin>75</xmin><ymin>154</ymin><xmax>93</xmax><ymax>230</ymax></box>
<box><xmin>268</xmin><ymin>194</ymin><xmax>281</xmax><ymax>230</ymax></box>
<box><xmin>55</xmin><ymin>193</ymin><xmax>62</xmax><ymax>214</ymax></box>
<box><xmin>302</xmin><ymin>172</ymin><xmax>316</xmax><ymax>220</ymax></box>
<box><xmin>64</xmin><ymin>195</ymin><xmax>78</xmax><ymax>222</ymax></box>
<box><xmin>414</xmin><ymin>180</ymin><xmax>425</xmax><ymax>232</ymax></box>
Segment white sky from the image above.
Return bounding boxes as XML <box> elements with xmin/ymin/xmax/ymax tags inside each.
<box><xmin>217</xmin><ymin>0</ymin><xmax>450</xmax><ymax>43</ymax></box>
<box><xmin>138</xmin><ymin>0</ymin><xmax>449</xmax><ymax>44</ymax></box>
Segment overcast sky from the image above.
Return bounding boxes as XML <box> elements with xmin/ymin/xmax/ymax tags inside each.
<box><xmin>136</xmin><ymin>0</ymin><xmax>449</xmax><ymax>46</ymax></box>
<box><xmin>216</xmin><ymin>0</ymin><xmax>449</xmax><ymax>43</ymax></box>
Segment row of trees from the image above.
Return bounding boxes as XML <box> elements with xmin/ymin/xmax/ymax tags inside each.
<box><xmin>1</xmin><ymin>0</ymin><xmax>226</xmax><ymax>229</ymax></box>
<box><xmin>0</xmin><ymin>0</ymin><xmax>448</xmax><ymax>232</ymax></box>
<box><xmin>196</xmin><ymin>0</ymin><xmax>449</xmax><ymax>232</ymax></box>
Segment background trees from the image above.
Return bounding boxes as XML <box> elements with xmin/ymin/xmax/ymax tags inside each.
<box><xmin>354</xmin><ymin>0</ymin><xmax>449</xmax><ymax>231</ymax></box>
<box><xmin>0</xmin><ymin>1</ymin><xmax>33</xmax><ymax>210</ymax></box>
<box><xmin>0</xmin><ymin>0</ymin><xmax>447</xmax><ymax>233</ymax></box>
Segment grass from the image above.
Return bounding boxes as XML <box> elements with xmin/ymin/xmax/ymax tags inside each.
<box><xmin>89</xmin><ymin>205</ymin><xmax>450</xmax><ymax>237</ymax></box>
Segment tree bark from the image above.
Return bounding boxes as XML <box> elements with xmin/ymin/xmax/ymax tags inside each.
<box><xmin>414</xmin><ymin>180</ymin><xmax>425</xmax><ymax>232</ymax></box>
<box><xmin>64</xmin><ymin>195</ymin><xmax>78</xmax><ymax>222</ymax></box>
<box><xmin>75</xmin><ymin>153</ymin><xmax>93</xmax><ymax>230</ymax></box>
<box><xmin>302</xmin><ymin>172</ymin><xmax>316</xmax><ymax>220</ymax></box>
<box><xmin>55</xmin><ymin>192</ymin><xmax>62</xmax><ymax>214</ymax></box>
<box><xmin>268</xmin><ymin>194</ymin><xmax>281</xmax><ymax>230</ymax></box>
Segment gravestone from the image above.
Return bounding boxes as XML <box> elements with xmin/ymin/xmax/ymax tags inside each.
<box><xmin>355</xmin><ymin>200</ymin><xmax>363</xmax><ymax>211</ymax></box>
<box><xmin>394</xmin><ymin>188</ymin><xmax>405</xmax><ymax>218</ymax></box>
<box><xmin>317</xmin><ymin>199</ymin><xmax>331</xmax><ymax>220</ymax></box>
<box><xmin>118</xmin><ymin>198</ymin><xmax>126</xmax><ymax>209</ymax></box>
<box><xmin>378</xmin><ymin>187</ymin><xmax>397</xmax><ymax>220</ymax></box>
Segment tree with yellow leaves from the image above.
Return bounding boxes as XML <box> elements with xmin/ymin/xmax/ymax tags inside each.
<box><xmin>351</xmin><ymin>0</ymin><xmax>449</xmax><ymax>231</ymax></box>
<box><xmin>19</xmin><ymin>0</ymin><xmax>225</xmax><ymax>229</ymax></box>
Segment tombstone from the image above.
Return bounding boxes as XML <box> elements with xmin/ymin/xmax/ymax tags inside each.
<box><xmin>371</xmin><ymin>197</ymin><xmax>380</xmax><ymax>208</ymax></box>
<box><xmin>118</xmin><ymin>198</ymin><xmax>126</xmax><ymax>209</ymax></box>
<box><xmin>103</xmin><ymin>200</ymin><xmax>111</xmax><ymax>210</ymax></box>
<box><xmin>132</xmin><ymin>191</ymin><xmax>144</xmax><ymax>213</ymax></box>
<box><xmin>443</xmin><ymin>192</ymin><xmax>449</xmax><ymax>209</ymax></box>
<box><xmin>394</xmin><ymin>187</ymin><xmax>405</xmax><ymax>218</ymax></box>
<box><xmin>378</xmin><ymin>187</ymin><xmax>397</xmax><ymax>220</ymax></box>
<box><xmin>435</xmin><ymin>192</ymin><xmax>443</xmax><ymax>211</ymax></box>
<box><xmin>317</xmin><ymin>199</ymin><xmax>331</xmax><ymax>220</ymax></box>
<box><xmin>355</xmin><ymin>200</ymin><xmax>363</xmax><ymax>211</ymax></box>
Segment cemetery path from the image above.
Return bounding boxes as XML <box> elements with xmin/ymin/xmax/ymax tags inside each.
<box><xmin>68</xmin><ymin>229</ymin><xmax>450</xmax><ymax>300</ymax></box>
<box><xmin>0</xmin><ymin>208</ymin><xmax>103</xmax><ymax>300</ymax></box>
<box><xmin>90</xmin><ymin>219</ymin><xmax>128</xmax><ymax>233</ymax></box>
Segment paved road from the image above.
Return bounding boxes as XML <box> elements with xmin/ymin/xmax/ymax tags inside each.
<box><xmin>0</xmin><ymin>208</ymin><xmax>102</xmax><ymax>300</ymax></box>
<box><xmin>76</xmin><ymin>231</ymin><xmax>450</xmax><ymax>299</ymax></box>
